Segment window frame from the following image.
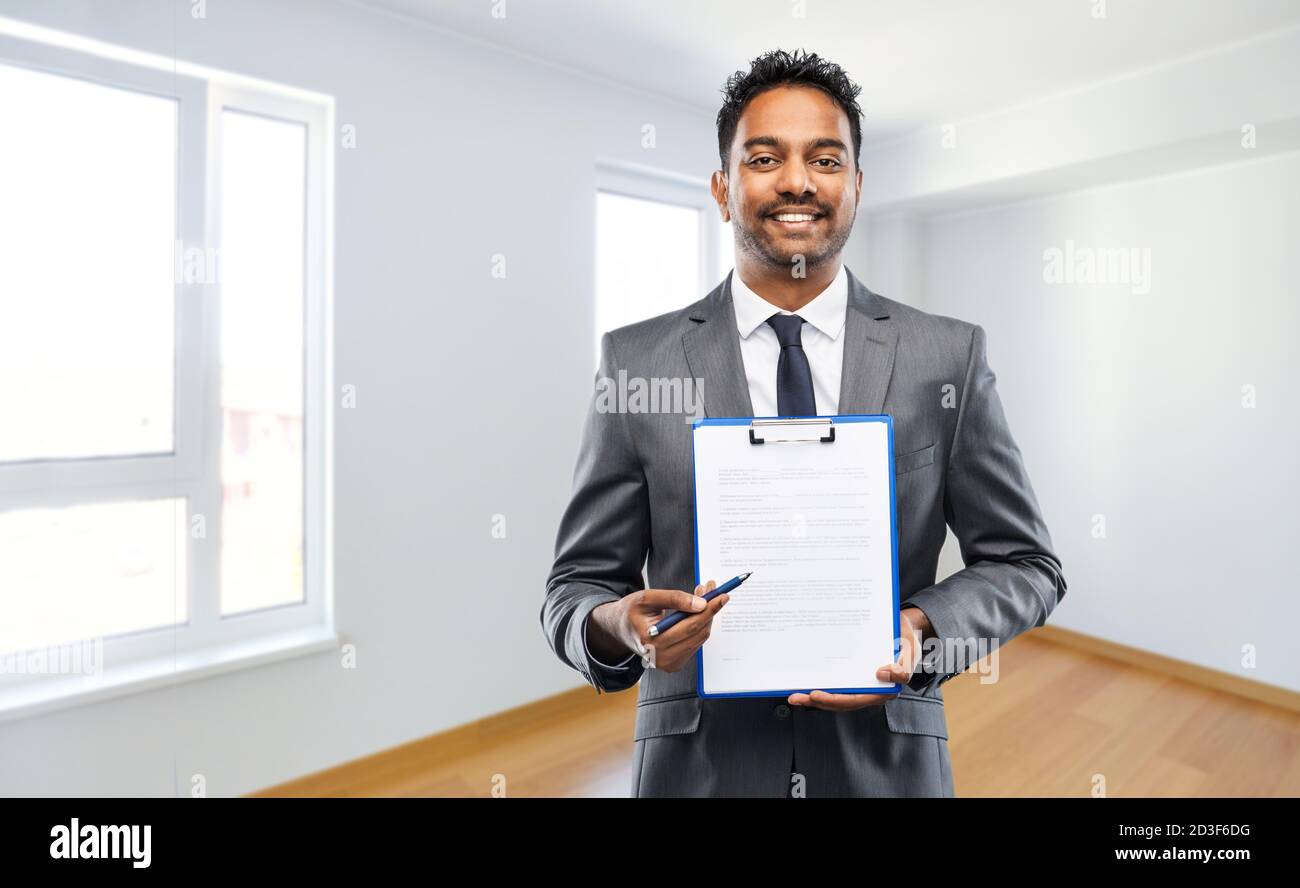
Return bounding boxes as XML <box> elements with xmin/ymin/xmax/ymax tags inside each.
<box><xmin>0</xmin><ymin>32</ymin><xmax>333</xmax><ymax>695</ymax></box>
<box><xmin>592</xmin><ymin>161</ymin><xmax>731</xmax><ymax>367</ymax></box>
<box><xmin>595</xmin><ymin>160</ymin><xmax>725</xmax><ymax>301</ymax></box>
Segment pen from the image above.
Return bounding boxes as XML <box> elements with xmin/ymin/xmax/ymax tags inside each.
<box><xmin>648</xmin><ymin>571</ymin><xmax>752</xmax><ymax>638</ymax></box>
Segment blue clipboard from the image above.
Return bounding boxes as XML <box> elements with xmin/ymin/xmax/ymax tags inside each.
<box><xmin>690</xmin><ymin>414</ymin><xmax>902</xmax><ymax>700</ymax></box>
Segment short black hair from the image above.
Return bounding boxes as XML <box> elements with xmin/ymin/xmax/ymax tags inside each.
<box><xmin>716</xmin><ymin>48</ymin><xmax>864</xmax><ymax>171</ymax></box>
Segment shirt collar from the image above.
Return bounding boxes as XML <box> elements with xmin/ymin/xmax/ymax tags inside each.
<box><xmin>731</xmin><ymin>263</ymin><xmax>849</xmax><ymax>341</ymax></box>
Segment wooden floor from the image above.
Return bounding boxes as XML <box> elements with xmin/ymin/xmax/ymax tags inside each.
<box><xmin>255</xmin><ymin>633</ymin><xmax>1300</xmax><ymax>797</ymax></box>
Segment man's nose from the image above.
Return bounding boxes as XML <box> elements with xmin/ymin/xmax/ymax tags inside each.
<box><xmin>774</xmin><ymin>159</ymin><xmax>813</xmax><ymax>198</ymax></box>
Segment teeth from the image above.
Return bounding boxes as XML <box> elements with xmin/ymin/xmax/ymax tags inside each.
<box><xmin>773</xmin><ymin>213</ymin><xmax>817</xmax><ymax>222</ymax></box>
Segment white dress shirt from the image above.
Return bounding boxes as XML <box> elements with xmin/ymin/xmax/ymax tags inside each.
<box><xmin>730</xmin><ymin>263</ymin><xmax>848</xmax><ymax>417</ymax></box>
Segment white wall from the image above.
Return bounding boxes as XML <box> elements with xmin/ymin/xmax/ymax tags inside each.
<box><xmin>853</xmin><ymin>19</ymin><xmax>1300</xmax><ymax>695</ymax></box>
<box><xmin>0</xmin><ymin>0</ymin><xmax>735</xmax><ymax>796</ymax></box>
<box><xmin>915</xmin><ymin>152</ymin><xmax>1300</xmax><ymax>693</ymax></box>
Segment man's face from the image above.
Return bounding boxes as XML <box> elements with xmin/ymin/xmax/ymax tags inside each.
<box><xmin>714</xmin><ymin>85</ymin><xmax>862</xmax><ymax>272</ymax></box>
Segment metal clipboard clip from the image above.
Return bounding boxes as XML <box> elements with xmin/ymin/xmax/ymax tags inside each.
<box><xmin>748</xmin><ymin>417</ymin><xmax>836</xmax><ymax>445</ymax></box>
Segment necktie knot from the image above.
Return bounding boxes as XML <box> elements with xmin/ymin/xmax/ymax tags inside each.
<box><xmin>766</xmin><ymin>313</ymin><xmax>806</xmax><ymax>348</ymax></box>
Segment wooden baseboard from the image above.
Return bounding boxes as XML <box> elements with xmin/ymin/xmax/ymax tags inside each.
<box><xmin>1034</xmin><ymin>624</ymin><xmax>1300</xmax><ymax>714</ymax></box>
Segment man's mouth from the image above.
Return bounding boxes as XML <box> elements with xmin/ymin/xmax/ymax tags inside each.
<box><xmin>766</xmin><ymin>210</ymin><xmax>826</xmax><ymax>229</ymax></box>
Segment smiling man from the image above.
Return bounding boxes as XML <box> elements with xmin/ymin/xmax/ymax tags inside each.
<box><xmin>542</xmin><ymin>49</ymin><xmax>1066</xmax><ymax>798</ymax></box>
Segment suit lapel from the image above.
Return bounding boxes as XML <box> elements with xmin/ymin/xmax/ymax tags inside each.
<box><xmin>838</xmin><ymin>268</ymin><xmax>898</xmax><ymax>415</ymax></box>
<box><xmin>682</xmin><ymin>271</ymin><xmax>755</xmax><ymax>418</ymax></box>
<box><xmin>681</xmin><ymin>267</ymin><xmax>897</xmax><ymax>419</ymax></box>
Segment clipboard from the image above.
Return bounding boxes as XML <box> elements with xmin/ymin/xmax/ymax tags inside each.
<box><xmin>690</xmin><ymin>415</ymin><xmax>902</xmax><ymax>699</ymax></box>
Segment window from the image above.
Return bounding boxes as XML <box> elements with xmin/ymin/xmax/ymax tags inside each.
<box><xmin>593</xmin><ymin>164</ymin><xmax>732</xmax><ymax>360</ymax></box>
<box><xmin>716</xmin><ymin>219</ymin><xmax>736</xmax><ymax>286</ymax></box>
<box><xmin>0</xmin><ymin>31</ymin><xmax>332</xmax><ymax>711</ymax></box>
<box><xmin>218</xmin><ymin>109</ymin><xmax>308</xmax><ymax>616</ymax></box>
<box><xmin>0</xmin><ymin>61</ymin><xmax>178</xmax><ymax>463</ymax></box>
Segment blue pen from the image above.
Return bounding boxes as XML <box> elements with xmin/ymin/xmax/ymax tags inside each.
<box><xmin>648</xmin><ymin>572</ymin><xmax>752</xmax><ymax>638</ymax></box>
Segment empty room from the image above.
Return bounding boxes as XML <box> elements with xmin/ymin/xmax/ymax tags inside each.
<box><xmin>0</xmin><ymin>0</ymin><xmax>1295</xmax><ymax>866</ymax></box>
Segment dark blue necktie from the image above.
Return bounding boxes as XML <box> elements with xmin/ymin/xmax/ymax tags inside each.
<box><xmin>766</xmin><ymin>313</ymin><xmax>817</xmax><ymax>416</ymax></box>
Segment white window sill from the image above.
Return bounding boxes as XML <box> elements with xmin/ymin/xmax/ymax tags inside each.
<box><xmin>0</xmin><ymin>625</ymin><xmax>339</xmax><ymax>724</ymax></box>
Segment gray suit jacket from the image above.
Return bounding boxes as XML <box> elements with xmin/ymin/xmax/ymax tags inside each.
<box><xmin>542</xmin><ymin>267</ymin><xmax>1066</xmax><ymax>797</ymax></box>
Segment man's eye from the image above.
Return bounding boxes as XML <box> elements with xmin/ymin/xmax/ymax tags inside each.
<box><xmin>814</xmin><ymin>158</ymin><xmax>841</xmax><ymax>168</ymax></box>
<box><xmin>750</xmin><ymin>157</ymin><xmax>777</xmax><ymax>166</ymax></box>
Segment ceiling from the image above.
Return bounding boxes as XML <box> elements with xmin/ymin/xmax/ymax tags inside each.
<box><xmin>350</xmin><ymin>0</ymin><xmax>1300</xmax><ymax>144</ymax></box>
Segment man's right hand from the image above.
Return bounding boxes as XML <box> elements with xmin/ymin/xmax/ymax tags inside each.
<box><xmin>587</xmin><ymin>581</ymin><xmax>728</xmax><ymax>672</ymax></box>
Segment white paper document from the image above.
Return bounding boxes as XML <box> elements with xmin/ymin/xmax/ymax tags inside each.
<box><xmin>692</xmin><ymin>417</ymin><xmax>900</xmax><ymax>697</ymax></box>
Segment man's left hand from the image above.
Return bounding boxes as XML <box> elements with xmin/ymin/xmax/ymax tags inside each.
<box><xmin>787</xmin><ymin>607</ymin><xmax>930</xmax><ymax>712</ymax></box>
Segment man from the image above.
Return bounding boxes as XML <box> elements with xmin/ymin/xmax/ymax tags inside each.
<box><xmin>542</xmin><ymin>49</ymin><xmax>1066</xmax><ymax>797</ymax></box>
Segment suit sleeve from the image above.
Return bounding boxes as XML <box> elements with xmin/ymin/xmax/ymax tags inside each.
<box><xmin>540</xmin><ymin>331</ymin><xmax>650</xmax><ymax>693</ymax></box>
<box><xmin>903</xmin><ymin>324</ymin><xmax>1067</xmax><ymax>693</ymax></box>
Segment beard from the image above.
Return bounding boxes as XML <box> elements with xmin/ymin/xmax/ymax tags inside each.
<box><xmin>733</xmin><ymin>207</ymin><xmax>854</xmax><ymax>272</ymax></box>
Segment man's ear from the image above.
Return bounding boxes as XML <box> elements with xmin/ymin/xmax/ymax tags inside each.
<box><xmin>710</xmin><ymin>169</ymin><xmax>731</xmax><ymax>222</ymax></box>
<box><xmin>854</xmin><ymin>166</ymin><xmax>863</xmax><ymax>207</ymax></box>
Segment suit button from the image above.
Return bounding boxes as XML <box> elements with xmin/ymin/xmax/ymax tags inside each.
<box><xmin>774</xmin><ymin>704</ymin><xmax>791</xmax><ymax>719</ymax></box>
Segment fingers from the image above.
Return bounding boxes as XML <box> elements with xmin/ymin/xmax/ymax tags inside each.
<box><xmin>642</xmin><ymin>579</ymin><xmax>717</xmax><ymax>613</ymax></box>
<box><xmin>877</xmin><ymin>661</ymin><xmax>910</xmax><ymax>684</ymax></box>
<box><xmin>882</xmin><ymin>630</ymin><xmax>920</xmax><ymax>683</ymax></box>
<box><xmin>639</xmin><ymin>584</ymin><xmax>711</xmax><ymax>615</ymax></box>
<box><xmin>788</xmin><ymin>689</ymin><xmax>894</xmax><ymax>711</ymax></box>
<box><xmin>635</xmin><ymin>582</ymin><xmax>725</xmax><ymax>671</ymax></box>
<box><xmin>655</xmin><ymin>592</ymin><xmax>728</xmax><ymax>650</ymax></box>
